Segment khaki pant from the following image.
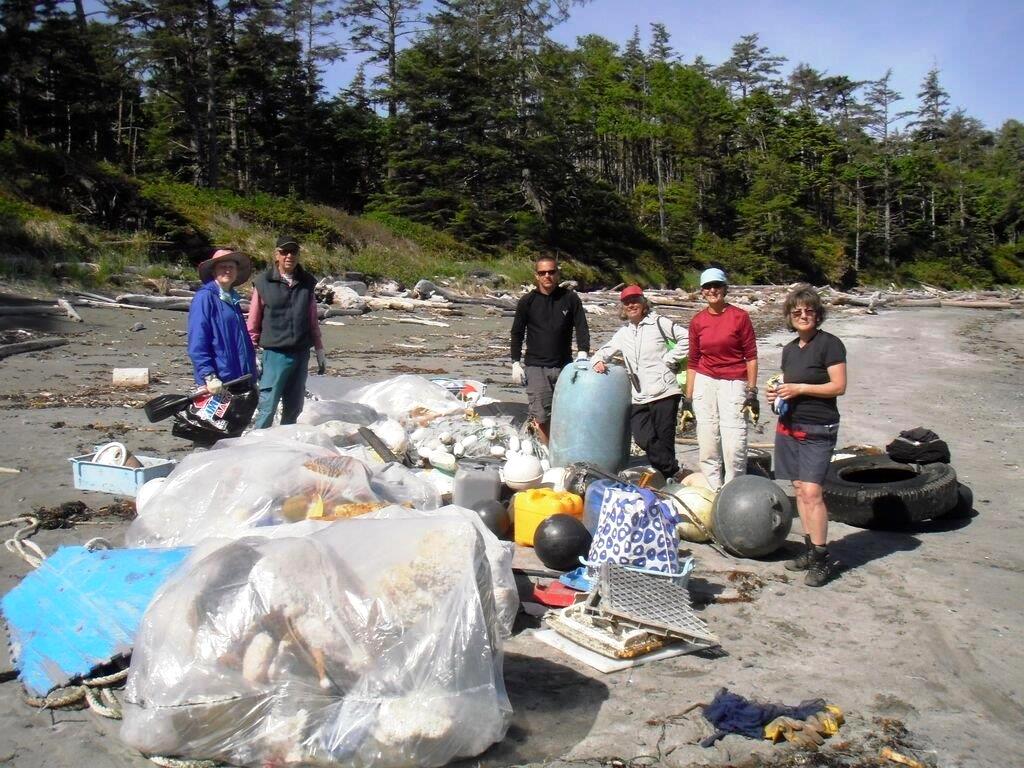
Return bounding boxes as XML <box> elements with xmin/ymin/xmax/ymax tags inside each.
<box><xmin>693</xmin><ymin>372</ymin><xmax>749</xmax><ymax>490</ymax></box>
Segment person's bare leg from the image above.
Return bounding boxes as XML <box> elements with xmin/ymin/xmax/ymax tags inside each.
<box><xmin>793</xmin><ymin>479</ymin><xmax>830</xmax><ymax>586</ymax></box>
<box><xmin>794</xmin><ymin>480</ymin><xmax>828</xmax><ymax>546</ymax></box>
<box><xmin>535</xmin><ymin>420</ymin><xmax>550</xmax><ymax>445</ymax></box>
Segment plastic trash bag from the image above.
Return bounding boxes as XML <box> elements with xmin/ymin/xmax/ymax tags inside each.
<box><xmin>344</xmin><ymin>375</ymin><xmax>467</xmax><ymax>425</ymax></box>
<box><xmin>215</xmin><ymin>423</ymin><xmax>339</xmax><ymax>450</ymax></box>
<box><xmin>369</xmin><ymin>463</ymin><xmax>441</xmax><ymax>511</ymax></box>
<box><xmin>360</xmin><ymin>504</ymin><xmax>518</xmax><ymax>638</ymax></box>
<box><xmin>297</xmin><ymin>399</ymin><xmax>381</xmax><ymax>427</ymax></box>
<box><xmin>121</xmin><ymin>518</ymin><xmax>511</xmax><ymax>767</ymax></box>
<box><xmin>125</xmin><ymin>443</ymin><xmax>386</xmax><ymax>547</ymax></box>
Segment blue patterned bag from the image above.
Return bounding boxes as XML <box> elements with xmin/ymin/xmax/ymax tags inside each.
<box><xmin>586</xmin><ymin>484</ymin><xmax>681</xmax><ymax>575</ymax></box>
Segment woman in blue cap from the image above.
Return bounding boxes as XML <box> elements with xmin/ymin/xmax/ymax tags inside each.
<box><xmin>684</xmin><ymin>267</ymin><xmax>759</xmax><ymax>490</ymax></box>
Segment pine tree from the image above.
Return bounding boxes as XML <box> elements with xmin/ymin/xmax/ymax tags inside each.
<box><xmin>340</xmin><ymin>0</ymin><xmax>425</xmax><ymax>119</ymax></box>
<box><xmin>714</xmin><ymin>33</ymin><xmax>787</xmax><ymax>100</ymax></box>
<box><xmin>864</xmin><ymin>69</ymin><xmax>911</xmax><ymax>266</ymax></box>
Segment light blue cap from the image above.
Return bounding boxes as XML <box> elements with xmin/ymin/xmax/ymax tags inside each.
<box><xmin>699</xmin><ymin>267</ymin><xmax>728</xmax><ymax>286</ymax></box>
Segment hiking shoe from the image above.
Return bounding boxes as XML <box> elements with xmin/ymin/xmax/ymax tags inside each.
<box><xmin>785</xmin><ymin>535</ymin><xmax>813</xmax><ymax>572</ymax></box>
<box><xmin>804</xmin><ymin>546</ymin><xmax>831</xmax><ymax>587</ymax></box>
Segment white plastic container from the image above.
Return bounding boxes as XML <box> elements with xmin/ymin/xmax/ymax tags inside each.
<box><xmin>453</xmin><ymin>460</ymin><xmax>502</xmax><ymax>509</ymax></box>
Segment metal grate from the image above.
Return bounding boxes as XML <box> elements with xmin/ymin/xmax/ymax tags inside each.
<box><xmin>599</xmin><ymin>562</ymin><xmax>719</xmax><ymax>646</ymax></box>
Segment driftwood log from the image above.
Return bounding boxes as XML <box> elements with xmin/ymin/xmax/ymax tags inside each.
<box><xmin>56</xmin><ymin>299</ymin><xmax>83</xmax><ymax>322</ymax></box>
<box><xmin>73</xmin><ymin>298</ymin><xmax>153</xmax><ymax>311</ymax></box>
<box><xmin>0</xmin><ymin>302</ymin><xmax>82</xmax><ymax>322</ymax></box>
<box><xmin>0</xmin><ymin>306</ymin><xmax>64</xmax><ymax>317</ymax></box>
<box><xmin>0</xmin><ymin>337</ymin><xmax>68</xmax><ymax>360</ymax></box>
<box><xmin>115</xmin><ymin>294</ymin><xmax>193</xmax><ymax>311</ymax></box>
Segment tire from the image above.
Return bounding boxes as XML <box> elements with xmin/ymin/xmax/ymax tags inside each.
<box><xmin>746</xmin><ymin>448</ymin><xmax>772</xmax><ymax>478</ymax></box>
<box><xmin>934</xmin><ymin>481</ymin><xmax>974</xmax><ymax>520</ymax></box>
<box><xmin>823</xmin><ymin>455</ymin><xmax>958</xmax><ymax>528</ymax></box>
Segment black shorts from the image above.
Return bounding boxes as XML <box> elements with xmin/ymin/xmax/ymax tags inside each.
<box><xmin>773</xmin><ymin>420</ymin><xmax>839</xmax><ymax>484</ymax></box>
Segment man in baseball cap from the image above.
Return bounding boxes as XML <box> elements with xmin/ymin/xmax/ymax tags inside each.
<box><xmin>247</xmin><ymin>235</ymin><xmax>328</xmax><ymax>428</ymax></box>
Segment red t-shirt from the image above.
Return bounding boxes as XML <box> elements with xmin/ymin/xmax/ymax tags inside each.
<box><xmin>688</xmin><ymin>304</ymin><xmax>757</xmax><ymax>380</ymax></box>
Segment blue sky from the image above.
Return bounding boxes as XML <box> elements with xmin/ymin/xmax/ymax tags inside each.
<box><xmin>322</xmin><ymin>0</ymin><xmax>1022</xmax><ymax>130</ymax></box>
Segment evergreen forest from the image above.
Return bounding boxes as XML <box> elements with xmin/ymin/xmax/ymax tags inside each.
<box><xmin>2</xmin><ymin>0</ymin><xmax>1023</xmax><ymax>288</ymax></box>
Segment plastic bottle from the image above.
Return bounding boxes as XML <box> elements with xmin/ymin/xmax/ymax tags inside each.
<box><xmin>549</xmin><ymin>361</ymin><xmax>631</xmax><ymax>473</ymax></box>
<box><xmin>453</xmin><ymin>459</ymin><xmax>502</xmax><ymax>509</ymax></box>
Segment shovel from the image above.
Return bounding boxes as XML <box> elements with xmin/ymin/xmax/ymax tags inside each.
<box><xmin>144</xmin><ymin>375</ymin><xmax>253</xmax><ymax>423</ymax></box>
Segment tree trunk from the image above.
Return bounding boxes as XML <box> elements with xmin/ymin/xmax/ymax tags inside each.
<box><xmin>204</xmin><ymin>0</ymin><xmax>220</xmax><ymax>187</ymax></box>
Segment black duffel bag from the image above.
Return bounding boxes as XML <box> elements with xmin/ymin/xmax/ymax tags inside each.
<box><xmin>885</xmin><ymin>427</ymin><xmax>951</xmax><ymax>465</ymax></box>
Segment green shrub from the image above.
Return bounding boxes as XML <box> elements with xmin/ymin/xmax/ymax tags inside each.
<box><xmin>991</xmin><ymin>243</ymin><xmax>1024</xmax><ymax>286</ymax></box>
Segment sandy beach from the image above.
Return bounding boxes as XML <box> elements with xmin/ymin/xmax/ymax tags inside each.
<box><xmin>1</xmin><ymin>299</ymin><xmax>1022</xmax><ymax>768</ymax></box>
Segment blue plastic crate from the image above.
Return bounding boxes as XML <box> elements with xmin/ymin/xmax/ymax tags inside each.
<box><xmin>69</xmin><ymin>453</ymin><xmax>176</xmax><ymax>496</ymax></box>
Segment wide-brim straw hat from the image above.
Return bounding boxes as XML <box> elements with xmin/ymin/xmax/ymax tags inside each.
<box><xmin>198</xmin><ymin>248</ymin><xmax>252</xmax><ymax>287</ymax></box>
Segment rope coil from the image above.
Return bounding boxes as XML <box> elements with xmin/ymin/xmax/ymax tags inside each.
<box><xmin>1</xmin><ymin>516</ymin><xmax>44</xmax><ymax>567</ymax></box>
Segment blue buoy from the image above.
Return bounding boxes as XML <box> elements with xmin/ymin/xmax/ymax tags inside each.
<box><xmin>549</xmin><ymin>361</ymin><xmax>631</xmax><ymax>473</ymax></box>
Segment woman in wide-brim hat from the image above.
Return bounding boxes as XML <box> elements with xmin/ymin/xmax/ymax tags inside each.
<box><xmin>187</xmin><ymin>248</ymin><xmax>258</xmax><ymax>395</ymax></box>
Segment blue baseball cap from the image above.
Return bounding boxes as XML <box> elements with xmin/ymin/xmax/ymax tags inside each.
<box><xmin>699</xmin><ymin>267</ymin><xmax>728</xmax><ymax>286</ymax></box>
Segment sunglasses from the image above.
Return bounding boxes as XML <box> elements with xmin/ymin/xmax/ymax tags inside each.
<box><xmin>278</xmin><ymin>247</ymin><xmax>299</xmax><ymax>255</ymax></box>
<box><xmin>790</xmin><ymin>308</ymin><xmax>816</xmax><ymax>318</ymax></box>
<box><xmin>701</xmin><ymin>282</ymin><xmax>726</xmax><ymax>291</ymax></box>
<box><xmin>536</xmin><ymin>269</ymin><xmax>558</xmax><ymax>276</ymax></box>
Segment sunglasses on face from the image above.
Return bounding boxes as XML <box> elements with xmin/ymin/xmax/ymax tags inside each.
<box><xmin>702</xmin><ymin>283</ymin><xmax>726</xmax><ymax>291</ymax></box>
<box><xmin>790</xmin><ymin>308</ymin><xmax>816</xmax><ymax>318</ymax></box>
<box><xmin>278</xmin><ymin>247</ymin><xmax>299</xmax><ymax>256</ymax></box>
<box><xmin>536</xmin><ymin>269</ymin><xmax>558</xmax><ymax>276</ymax></box>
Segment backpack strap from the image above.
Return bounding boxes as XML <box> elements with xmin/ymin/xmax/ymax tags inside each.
<box><xmin>655</xmin><ymin>315</ymin><xmax>678</xmax><ymax>345</ymax></box>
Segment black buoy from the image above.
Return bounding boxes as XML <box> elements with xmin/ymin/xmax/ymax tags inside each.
<box><xmin>712</xmin><ymin>474</ymin><xmax>793</xmax><ymax>558</ymax></box>
<box><xmin>534</xmin><ymin>514</ymin><xmax>592</xmax><ymax>572</ymax></box>
<box><xmin>471</xmin><ymin>499</ymin><xmax>512</xmax><ymax>539</ymax></box>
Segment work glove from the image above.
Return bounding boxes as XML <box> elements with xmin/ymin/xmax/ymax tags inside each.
<box><xmin>316</xmin><ymin>349</ymin><xmax>327</xmax><ymax>375</ymax></box>
<box><xmin>763</xmin><ymin>716</ymin><xmax>825</xmax><ymax>748</ymax></box>
<box><xmin>204</xmin><ymin>375</ymin><xmax>223</xmax><ymax>395</ymax></box>
<box><xmin>680</xmin><ymin>397</ymin><xmax>695</xmax><ymax>431</ymax></box>
<box><xmin>511</xmin><ymin>361</ymin><xmax>527</xmax><ymax>386</ymax></box>
<box><xmin>742</xmin><ymin>388</ymin><xmax>760</xmax><ymax>424</ymax></box>
<box><xmin>255</xmin><ymin>353</ymin><xmax>263</xmax><ymax>379</ymax></box>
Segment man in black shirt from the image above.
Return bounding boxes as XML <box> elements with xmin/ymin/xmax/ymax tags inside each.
<box><xmin>510</xmin><ymin>256</ymin><xmax>590</xmax><ymax>443</ymax></box>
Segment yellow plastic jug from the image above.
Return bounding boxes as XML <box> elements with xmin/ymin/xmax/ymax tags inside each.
<box><xmin>513</xmin><ymin>488</ymin><xmax>583</xmax><ymax>546</ymax></box>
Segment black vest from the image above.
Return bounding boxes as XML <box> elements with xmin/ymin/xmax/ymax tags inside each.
<box><xmin>253</xmin><ymin>265</ymin><xmax>316</xmax><ymax>350</ymax></box>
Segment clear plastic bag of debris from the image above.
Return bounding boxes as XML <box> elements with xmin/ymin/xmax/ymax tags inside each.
<box><xmin>360</xmin><ymin>504</ymin><xmax>517</xmax><ymax>638</ymax></box>
<box><xmin>343</xmin><ymin>375</ymin><xmax>468</xmax><ymax>425</ymax></box>
<box><xmin>296</xmin><ymin>399</ymin><xmax>382</xmax><ymax>428</ymax></box>
<box><xmin>215</xmin><ymin>423</ymin><xmax>339</xmax><ymax>450</ymax></box>
<box><xmin>121</xmin><ymin>518</ymin><xmax>511</xmax><ymax>767</ymax></box>
<box><xmin>126</xmin><ymin>443</ymin><xmax>388</xmax><ymax>547</ymax></box>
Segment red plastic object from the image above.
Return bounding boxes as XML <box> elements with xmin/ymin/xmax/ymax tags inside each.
<box><xmin>531</xmin><ymin>581</ymin><xmax>578</xmax><ymax>608</ymax></box>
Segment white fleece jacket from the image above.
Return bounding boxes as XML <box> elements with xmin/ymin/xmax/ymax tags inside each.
<box><xmin>594</xmin><ymin>312</ymin><xmax>689</xmax><ymax>404</ymax></box>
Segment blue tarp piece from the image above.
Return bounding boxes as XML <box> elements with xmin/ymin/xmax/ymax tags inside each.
<box><xmin>1</xmin><ymin>545</ymin><xmax>190</xmax><ymax>697</ymax></box>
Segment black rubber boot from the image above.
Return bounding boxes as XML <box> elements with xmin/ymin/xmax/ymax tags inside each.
<box><xmin>785</xmin><ymin>535</ymin><xmax>813</xmax><ymax>572</ymax></box>
<box><xmin>804</xmin><ymin>545</ymin><xmax>831</xmax><ymax>587</ymax></box>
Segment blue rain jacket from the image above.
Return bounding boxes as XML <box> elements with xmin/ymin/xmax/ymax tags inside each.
<box><xmin>187</xmin><ymin>280</ymin><xmax>258</xmax><ymax>386</ymax></box>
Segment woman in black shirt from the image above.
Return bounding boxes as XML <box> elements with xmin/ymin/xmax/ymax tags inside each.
<box><xmin>767</xmin><ymin>285</ymin><xmax>847</xmax><ymax>587</ymax></box>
